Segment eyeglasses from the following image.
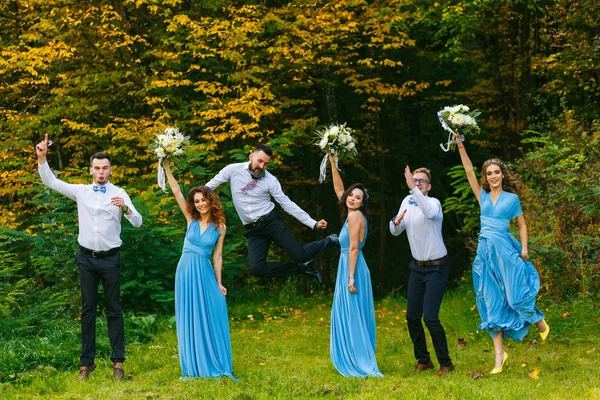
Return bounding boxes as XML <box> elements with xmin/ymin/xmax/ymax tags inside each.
<box><xmin>413</xmin><ymin>178</ymin><xmax>430</xmax><ymax>185</ymax></box>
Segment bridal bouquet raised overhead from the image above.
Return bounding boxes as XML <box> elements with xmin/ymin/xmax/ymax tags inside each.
<box><xmin>438</xmin><ymin>105</ymin><xmax>481</xmax><ymax>152</ymax></box>
<box><xmin>150</xmin><ymin>127</ymin><xmax>189</xmax><ymax>192</ymax></box>
<box><xmin>314</xmin><ymin>123</ymin><xmax>357</xmax><ymax>183</ymax></box>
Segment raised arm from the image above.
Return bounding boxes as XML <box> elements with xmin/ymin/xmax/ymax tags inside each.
<box><xmin>36</xmin><ymin>134</ymin><xmax>79</xmax><ymax>201</ymax></box>
<box><xmin>328</xmin><ymin>154</ymin><xmax>345</xmax><ymax>202</ymax></box>
<box><xmin>163</xmin><ymin>159</ymin><xmax>191</xmax><ymax>223</ymax></box>
<box><xmin>454</xmin><ymin>134</ymin><xmax>481</xmax><ymax>202</ymax></box>
<box><xmin>213</xmin><ymin>224</ymin><xmax>227</xmax><ymax>295</ymax></box>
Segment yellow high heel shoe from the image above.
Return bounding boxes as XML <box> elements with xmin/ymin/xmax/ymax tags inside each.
<box><xmin>490</xmin><ymin>351</ymin><xmax>508</xmax><ymax>375</ymax></box>
<box><xmin>540</xmin><ymin>319</ymin><xmax>550</xmax><ymax>343</ymax></box>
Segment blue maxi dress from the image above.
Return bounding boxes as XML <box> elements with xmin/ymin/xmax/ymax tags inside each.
<box><xmin>175</xmin><ymin>220</ymin><xmax>235</xmax><ymax>379</ymax></box>
<box><xmin>330</xmin><ymin>217</ymin><xmax>383</xmax><ymax>377</ymax></box>
<box><xmin>473</xmin><ymin>189</ymin><xmax>544</xmax><ymax>341</ymax></box>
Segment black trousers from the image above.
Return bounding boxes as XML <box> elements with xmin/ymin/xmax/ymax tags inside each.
<box><xmin>406</xmin><ymin>260</ymin><xmax>452</xmax><ymax>367</ymax></box>
<box><xmin>76</xmin><ymin>248</ymin><xmax>125</xmax><ymax>366</ymax></box>
<box><xmin>243</xmin><ymin>211</ymin><xmax>331</xmax><ymax>278</ymax></box>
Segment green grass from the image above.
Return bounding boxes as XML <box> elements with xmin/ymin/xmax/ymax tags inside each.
<box><xmin>2</xmin><ymin>286</ymin><xmax>600</xmax><ymax>399</ymax></box>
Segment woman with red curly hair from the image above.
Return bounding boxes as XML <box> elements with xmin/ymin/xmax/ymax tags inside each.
<box><xmin>163</xmin><ymin>159</ymin><xmax>235</xmax><ymax>380</ymax></box>
<box><xmin>454</xmin><ymin>134</ymin><xmax>549</xmax><ymax>375</ymax></box>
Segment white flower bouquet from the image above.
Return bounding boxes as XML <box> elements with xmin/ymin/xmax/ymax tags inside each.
<box><xmin>314</xmin><ymin>123</ymin><xmax>358</xmax><ymax>183</ymax></box>
<box><xmin>150</xmin><ymin>127</ymin><xmax>189</xmax><ymax>191</ymax></box>
<box><xmin>438</xmin><ymin>105</ymin><xmax>481</xmax><ymax>152</ymax></box>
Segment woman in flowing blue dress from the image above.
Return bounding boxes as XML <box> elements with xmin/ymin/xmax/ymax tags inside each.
<box><xmin>163</xmin><ymin>159</ymin><xmax>235</xmax><ymax>379</ymax></box>
<box><xmin>327</xmin><ymin>154</ymin><xmax>383</xmax><ymax>378</ymax></box>
<box><xmin>454</xmin><ymin>136</ymin><xmax>549</xmax><ymax>374</ymax></box>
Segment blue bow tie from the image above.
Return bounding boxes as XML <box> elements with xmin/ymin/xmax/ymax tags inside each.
<box><xmin>408</xmin><ymin>197</ymin><xmax>418</xmax><ymax>206</ymax></box>
<box><xmin>93</xmin><ymin>185</ymin><xmax>106</xmax><ymax>193</ymax></box>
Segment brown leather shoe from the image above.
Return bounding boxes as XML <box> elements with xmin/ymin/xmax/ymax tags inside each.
<box><xmin>415</xmin><ymin>360</ymin><xmax>434</xmax><ymax>372</ymax></box>
<box><xmin>112</xmin><ymin>362</ymin><xmax>125</xmax><ymax>380</ymax></box>
<box><xmin>78</xmin><ymin>363</ymin><xmax>96</xmax><ymax>380</ymax></box>
<box><xmin>437</xmin><ymin>364</ymin><xmax>455</xmax><ymax>377</ymax></box>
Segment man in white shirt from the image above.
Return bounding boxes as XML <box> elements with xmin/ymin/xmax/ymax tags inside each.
<box><xmin>36</xmin><ymin>134</ymin><xmax>142</xmax><ymax>381</ymax></box>
<box><xmin>389</xmin><ymin>166</ymin><xmax>454</xmax><ymax>377</ymax></box>
<box><xmin>205</xmin><ymin>144</ymin><xmax>337</xmax><ymax>283</ymax></box>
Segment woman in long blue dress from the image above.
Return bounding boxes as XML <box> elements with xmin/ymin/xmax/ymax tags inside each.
<box><xmin>454</xmin><ymin>137</ymin><xmax>550</xmax><ymax>374</ymax></box>
<box><xmin>163</xmin><ymin>159</ymin><xmax>235</xmax><ymax>380</ymax></box>
<box><xmin>327</xmin><ymin>155</ymin><xmax>383</xmax><ymax>378</ymax></box>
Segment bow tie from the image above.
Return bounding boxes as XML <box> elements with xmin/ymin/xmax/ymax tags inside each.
<box><xmin>408</xmin><ymin>197</ymin><xmax>418</xmax><ymax>206</ymax></box>
<box><xmin>93</xmin><ymin>185</ymin><xmax>107</xmax><ymax>193</ymax></box>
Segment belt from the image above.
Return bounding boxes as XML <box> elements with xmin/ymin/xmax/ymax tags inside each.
<box><xmin>79</xmin><ymin>245</ymin><xmax>120</xmax><ymax>258</ymax></box>
<box><xmin>244</xmin><ymin>213</ymin><xmax>270</xmax><ymax>229</ymax></box>
<box><xmin>414</xmin><ymin>256</ymin><xmax>448</xmax><ymax>267</ymax></box>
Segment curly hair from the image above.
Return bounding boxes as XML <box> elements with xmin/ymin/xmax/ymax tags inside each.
<box><xmin>480</xmin><ymin>158</ymin><xmax>519</xmax><ymax>194</ymax></box>
<box><xmin>186</xmin><ymin>186</ymin><xmax>226</xmax><ymax>227</ymax></box>
<box><xmin>339</xmin><ymin>183</ymin><xmax>371</xmax><ymax>222</ymax></box>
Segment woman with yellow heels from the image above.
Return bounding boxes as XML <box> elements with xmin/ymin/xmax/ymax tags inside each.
<box><xmin>453</xmin><ymin>135</ymin><xmax>550</xmax><ymax>374</ymax></box>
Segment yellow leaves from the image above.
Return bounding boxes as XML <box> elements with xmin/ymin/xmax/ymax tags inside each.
<box><xmin>167</xmin><ymin>14</ymin><xmax>192</xmax><ymax>32</ymax></box>
<box><xmin>528</xmin><ymin>366</ymin><xmax>540</xmax><ymax>380</ymax></box>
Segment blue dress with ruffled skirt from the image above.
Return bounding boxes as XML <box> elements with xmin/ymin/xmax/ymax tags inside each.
<box><xmin>175</xmin><ymin>220</ymin><xmax>235</xmax><ymax>379</ymax></box>
<box><xmin>473</xmin><ymin>189</ymin><xmax>544</xmax><ymax>341</ymax></box>
<box><xmin>330</xmin><ymin>216</ymin><xmax>383</xmax><ymax>377</ymax></box>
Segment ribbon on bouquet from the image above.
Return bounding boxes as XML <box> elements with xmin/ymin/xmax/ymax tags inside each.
<box><xmin>438</xmin><ymin>111</ymin><xmax>464</xmax><ymax>152</ymax></box>
<box><xmin>319</xmin><ymin>153</ymin><xmax>340</xmax><ymax>183</ymax></box>
<box><xmin>157</xmin><ymin>158</ymin><xmax>167</xmax><ymax>192</ymax></box>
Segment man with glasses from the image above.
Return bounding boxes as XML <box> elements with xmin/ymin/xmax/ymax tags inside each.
<box><xmin>35</xmin><ymin>134</ymin><xmax>142</xmax><ymax>381</ymax></box>
<box><xmin>205</xmin><ymin>144</ymin><xmax>338</xmax><ymax>283</ymax></box>
<box><xmin>389</xmin><ymin>166</ymin><xmax>454</xmax><ymax>377</ymax></box>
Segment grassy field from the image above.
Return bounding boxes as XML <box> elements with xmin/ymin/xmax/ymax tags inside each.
<box><xmin>2</xmin><ymin>285</ymin><xmax>600</xmax><ymax>399</ymax></box>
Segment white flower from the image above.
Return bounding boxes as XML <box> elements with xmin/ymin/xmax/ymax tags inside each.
<box><xmin>319</xmin><ymin>135</ymin><xmax>329</xmax><ymax>149</ymax></box>
<box><xmin>155</xmin><ymin>147</ymin><xmax>166</xmax><ymax>158</ymax></box>
<box><xmin>314</xmin><ymin>122</ymin><xmax>357</xmax><ymax>161</ymax></box>
<box><xmin>462</xmin><ymin>115</ymin><xmax>477</xmax><ymax>127</ymax></box>
<box><xmin>451</xmin><ymin>114</ymin><xmax>465</xmax><ymax>125</ymax></box>
<box><xmin>449</xmin><ymin>105</ymin><xmax>462</xmax><ymax>114</ymax></box>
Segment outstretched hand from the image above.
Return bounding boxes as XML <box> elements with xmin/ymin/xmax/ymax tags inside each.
<box><xmin>315</xmin><ymin>219</ymin><xmax>328</xmax><ymax>230</ymax></box>
<box><xmin>394</xmin><ymin>209</ymin><xmax>407</xmax><ymax>226</ymax></box>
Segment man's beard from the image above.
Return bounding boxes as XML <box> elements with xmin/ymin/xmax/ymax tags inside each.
<box><xmin>249</xmin><ymin>165</ymin><xmax>265</xmax><ymax>179</ymax></box>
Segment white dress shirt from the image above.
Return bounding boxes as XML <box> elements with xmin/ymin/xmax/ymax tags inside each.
<box><xmin>38</xmin><ymin>161</ymin><xmax>142</xmax><ymax>251</ymax></box>
<box><xmin>389</xmin><ymin>187</ymin><xmax>447</xmax><ymax>261</ymax></box>
<box><xmin>205</xmin><ymin>162</ymin><xmax>317</xmax><ymax>229</ymax></box>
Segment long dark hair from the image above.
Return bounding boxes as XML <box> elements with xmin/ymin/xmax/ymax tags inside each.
<box><xmin>481</xmin><ymin>158</ymin><xmax>519</xmax><ymax>194</ymax></box>
<box><xmin>339</xmin><ymin>183</ymin><xmax>371</xmax><ymax>222</ymax></box>
<box><xmin>186</xmin><ymin>186</ymin><xmax>226</xmax><ymax>227</ymax></box>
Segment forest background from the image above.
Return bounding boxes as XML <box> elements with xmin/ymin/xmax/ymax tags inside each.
<box><xmin>0</xmin><ymin>0</ymin><xmax>598</xmax><ymax>383</ymax></box>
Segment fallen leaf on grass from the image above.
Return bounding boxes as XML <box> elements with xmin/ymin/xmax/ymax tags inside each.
<box><xmin>528</xmin><ymin>367</ymin><xmax>540</xmax><ymax>380</ymax></box>
<box><xmin>586</xmin><ymin>347</ymin><xmax>596</xmax><ymax>354</ymax></box>
<box><xmin>467</xmin><ymin>370</ymin><xmax>484</xmax><ymax>379</ymax></box>
<box><xmin>456</xmin><ymin>338</ymin><xmax>467</xmax><ymax>348</ymax></box>
<box><xmin>561</xmin><ymin>311</ymin><xmax>570</xmax><ymax>318</ymax></box>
